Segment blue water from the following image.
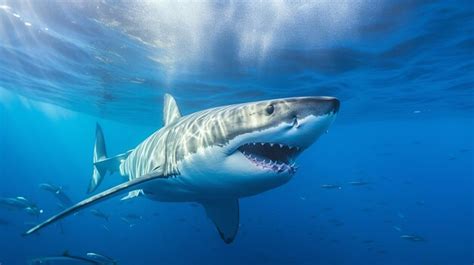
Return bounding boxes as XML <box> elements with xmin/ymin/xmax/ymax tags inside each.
<box><xmin>0</xmin><ymin>0</ymin><xmax>473</xmax><ymax>264</ymax></box>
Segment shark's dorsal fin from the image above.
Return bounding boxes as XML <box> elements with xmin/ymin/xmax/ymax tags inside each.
<box><xmin>163</xmin><ymin>94</ymin><xmax>181</xmax><ymax>126</ymax></box>
<box><xmin>202</xmin><ymin>199</ymin><xmax>240</xmax><ymax>244</ymax></box>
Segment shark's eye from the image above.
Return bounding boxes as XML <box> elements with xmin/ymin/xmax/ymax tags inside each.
<box><xmin>265</xmin><ymin>104</ymin><xmax>274</xmax><ymax>115</ymax></box>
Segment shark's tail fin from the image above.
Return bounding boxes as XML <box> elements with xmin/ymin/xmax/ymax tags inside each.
<box><xmin>88</xmin><ymin>123</ymin><xmax>131</xmax><ymax>194</ymax></box>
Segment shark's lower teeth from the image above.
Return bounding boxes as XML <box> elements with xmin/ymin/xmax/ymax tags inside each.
<box><xmin>239</xmin><ymin>143</ymin><xmax>298</xmax><ymax>173</ymax></box>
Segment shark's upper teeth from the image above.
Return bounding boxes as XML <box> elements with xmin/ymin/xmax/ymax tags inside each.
<box><xmin>238</xmin><ymin>142</ymin><xmax>299</xmax><ymax>174</ymax></box>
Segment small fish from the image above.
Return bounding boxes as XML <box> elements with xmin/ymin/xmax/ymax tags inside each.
<box><xmin>39</xmin><ymin>183</ymin><xmax>61</xmax><ymax>193</ymax></box>
<box><xmin>120</xmin><ymin>213</ymin><xmax>143</xmax><ymax>225</ymax></box>
<box><xmin>57</xmin><ymin>202</ymin><xmax>67</xmax><ymax>210</ymax></box>
<box><xmin>15</xmin><ymin>196</ymin><xmax>36</xmax><ymax>208</ymax></box>
<box><xmin>397</xmin><ymin>212</ymin><xmax>405</xmax><ymax>219</ymax></box>
<box><xmin>25</xmin><ymin>206</ymin><xmax>44</xmax><ymax>217</ymax></box>
<box><xmin>120</xmin><ymin>217</ymin><xmax>136</xmax><ymax>227</ymax></box>
<box><xmin>392</xmin><ymin>226</ymin><xmax>402</xmax><ymax>232</ymax></box>
<box><xmin>400</xmin><ymin>234</ymin><xmax>425</xmax><ymax>242</ymax></box>
<box><xmin>29</xmin><ymin>251</ymin><xmax>101</xmax><ymax>265</ymax></box>
<box><xmin>40</xmin><ymin>183</ymin><xmax>73</xmax><ymax>206</ymax></box>
<box><xmin>123</xmin><ymin>213</ymin><xmax>142</xmax><ymax>220</ymax></box>
<box><xmin>86</xmin><ymin>252</ymin><xmax>117</xmax><ymax>264</ymax></box>
<box><xmin>320</xmin><ymin>184</ymin><xmax>342</xmax><ymax>190</ymax></box>
<box><xmin>55</xmin><ymin>191</ymin><xmax>73</xmax><ymax>206</ymax></box>
<box><xmin>15</xmin><ymin>196</ymin><xmax>29</xmax><ymax>203</ymax></box>
<box><xmin>0</xmin><ymin>198</ymin><xmax>17</xmax><ymax>209</ymax></box>
<box><xmin>0</xmin><ymin>197</ymin><xmax>35</xmax><ymax>209</ymax></box>
<box><xmin>300</xmin><ymin>196</ymin><xmax>306</xmax><ymax>201</ymax></box>
<box><xmin>102</xmin><ymin>224</ymin><xmax>111</xmax><ymax>232</ymax></box>
<box><xmin>0</xmin><ymin>197</ymin><xmax>43</xmax><ymax>216</ymax></box>
<box><xmin>90</xmin><ymin>209</ymin><xmax>109</xmax><ymax>222</ymax></box>
<box><xmin>348</xmin><ymin>180</ymin><xmax>369</xmax><ymax>186</ymax></box>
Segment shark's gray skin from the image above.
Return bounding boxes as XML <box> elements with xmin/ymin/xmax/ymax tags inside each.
<box><xmin>25</xmin><ymin>94</ymin><xmax>339</xmax><ymax>243</ymax></box>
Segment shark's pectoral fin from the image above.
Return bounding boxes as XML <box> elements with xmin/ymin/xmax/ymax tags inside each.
<box><xmin>24</xmin><ymin>171</ymin><xmax>165</xmax><ymax>236</ymax></box>
<box><xmin>201</xmin><ymin>199</ymin><xmax>239</xmax><ymax>244</ymax></box>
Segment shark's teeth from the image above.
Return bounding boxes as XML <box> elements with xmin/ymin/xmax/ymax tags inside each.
<box><xmin>239</xmin><ymin>142</ymin><xmax>299</xmax><ymax>174</ymax></box>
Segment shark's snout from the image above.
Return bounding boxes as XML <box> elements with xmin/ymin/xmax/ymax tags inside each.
<box><xmin>293</xmin><ymin>97</ymin><xmax>340</xmax><ymax>118</ymax></box>
<box><xmin>322</xmin><ymin>97</ymin><xmax>340</xmax><ymax>114</ymax></box>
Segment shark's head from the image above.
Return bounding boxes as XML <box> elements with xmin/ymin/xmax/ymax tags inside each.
<box><xmin>224</xmin><ymin>96</ymin><xmax>338</xmax><ymax>167</ymax></box>
<box><xmin>185</xmin><ymin>96</ymin><xmax>340</xmax><ymax>196</ymax></box>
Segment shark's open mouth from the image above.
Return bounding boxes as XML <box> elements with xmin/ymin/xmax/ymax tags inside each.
<box><xmin>238</xmin><ymin>143</ymin><xmax>300</xmax><ymax>174</ymax></box>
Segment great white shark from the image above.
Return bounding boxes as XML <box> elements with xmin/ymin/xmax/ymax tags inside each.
<box><xmin>25</xmin><ymin>94</ymin><xmax>340</xmax><ymax>243</ymax></box>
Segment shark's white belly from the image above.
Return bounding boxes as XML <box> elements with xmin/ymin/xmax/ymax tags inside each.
<box><xmin>141</xmin><ymin>145</ymin><xmax>293</xmax><ymax>202</ymax></box>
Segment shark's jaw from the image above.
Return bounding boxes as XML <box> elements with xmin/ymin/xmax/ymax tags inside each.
<box><xmin>237</xmin><ymin>142</ymin><xmax>300</xmax><ymax>174</ymax></box>
<box><xmin>224</xmin><ymin>111</ymin><xmax>337</xmax><ymax>179</ymax></box>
